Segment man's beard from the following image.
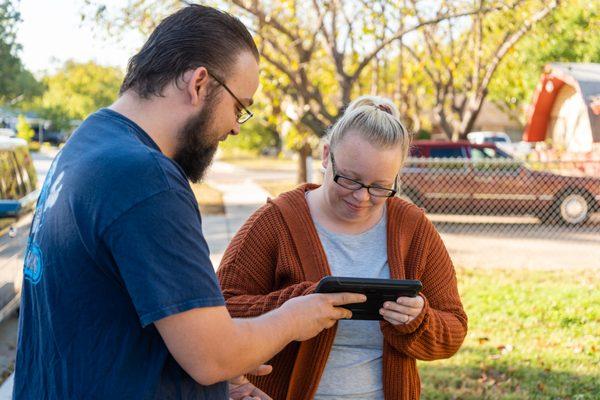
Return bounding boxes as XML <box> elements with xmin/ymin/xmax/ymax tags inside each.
<box><xmin>173</xmin><ymin>99</ymin><xmax>220</xmax><ymax>183</ymax></box>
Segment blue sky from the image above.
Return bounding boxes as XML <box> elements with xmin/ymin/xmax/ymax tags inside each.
<box><xmin>15</xmin><ymin>0</ymin><xmax>143</xmax><ymax>76</ymax></box>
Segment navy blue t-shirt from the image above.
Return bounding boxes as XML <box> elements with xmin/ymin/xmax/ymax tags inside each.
<box><xmin>14</xmin><ymin>109</ymin><xmax>228</xmax><ymax>399</ymax></box>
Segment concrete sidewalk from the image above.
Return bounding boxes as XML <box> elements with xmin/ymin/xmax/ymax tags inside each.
<box><xmin>203</xmin><ymin>161</ymin><xmax>271</xmax><ymax>268</ymax></box>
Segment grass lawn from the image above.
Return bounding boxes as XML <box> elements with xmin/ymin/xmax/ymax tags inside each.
<box><xmin>190</xmin><ymin>182</ymin><xmax>225</xmax><ymax>215</ymax></box>
<box><xmin>255</xmin><ymin>180</ymin><xmax>299</xmax><ymax>197</ymax></box>
<box><xmin>419</xmin><ymin>267</ymin><xmax>599</xmax><ymax>399</ymax></box>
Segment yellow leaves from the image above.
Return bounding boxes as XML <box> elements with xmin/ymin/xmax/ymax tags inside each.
<box><xmin>488</xmin><ymin>343</ymin><xmax>514</xmax><ymax>360</ymax></box>
<box><xmin>16</xmin><ymin>115</ymin><xmax>35</xmax><ymax>142</ymax></box>
<box><xmin>497</xmin><ymin>343</ymin><xmax>514</xmax><ymax>354</ymax></box>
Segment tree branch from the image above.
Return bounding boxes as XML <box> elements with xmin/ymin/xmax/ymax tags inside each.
<box><xmin>230</xmin><ymin>0</ymin><xmax>297</xmax><ymax>43</ymax></box>
<box><xmin>458</xmin><ymin>1</ymin><xmax>560</xmax><ymax>136</ymax></box>
<box><xmin>350</xmin><ymin>3</ymin><xmax>508</xmax><ymax>81</ymax></box>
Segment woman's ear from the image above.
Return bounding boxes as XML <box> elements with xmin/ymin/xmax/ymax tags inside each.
<box><xmin>322</xmin><ymin>143</ymin><xmax>330</xmax><ymax>169</ymax></box>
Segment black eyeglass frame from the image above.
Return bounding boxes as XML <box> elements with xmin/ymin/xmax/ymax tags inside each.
<box><xmin>330</xmin><ymin>152</ymin><xmax>398</xmax><ymax>198</ymax></box>
<box><xmin>207</xmin><ymin>71</ymin><xmax>253</xmax><ymax>124</ymax></box>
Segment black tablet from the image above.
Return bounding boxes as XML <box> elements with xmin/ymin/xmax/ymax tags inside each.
<box><xmin>315</xmin><ymin>276</ymin><xmax>423</xmax><ymax>320</ymax></box>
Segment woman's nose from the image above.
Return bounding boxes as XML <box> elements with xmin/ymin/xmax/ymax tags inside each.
<box><xmin>353</xmin><ymin>187</ymin><xmax>370</xmax><ymax>202</ymax></box>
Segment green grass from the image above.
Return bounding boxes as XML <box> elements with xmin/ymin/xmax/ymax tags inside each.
<box><xmin>190</xmin><ymin>182</ymin><xmax>225</xmax><ymax>215</ymax></box>
<box><xmin>419</xmin><ymin>268</ymin><xmax>599</xmax><ymax>399</ymax></box>
<box><xmin>256</xmin><ymin>180</ymin><xmax>299</xmax><ymax>197</ymax></box>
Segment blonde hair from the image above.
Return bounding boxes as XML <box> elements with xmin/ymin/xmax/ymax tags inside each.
<box><xmin>327</xmin><ymin>95</ymin><xmax>411</xmax><ymax>164</ymax></box>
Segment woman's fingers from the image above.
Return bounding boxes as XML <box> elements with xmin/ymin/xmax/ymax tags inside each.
<box><xmin>396</xmin><ymin>296</ymin><xmax>424</xmax><ymax>310</ymax></box>
<box><xmin>382</xmin><ymin>301</ymin><xmax>418</xmax><ymax>316</ymax></box>
<box><xmin>379</xmin><ymin>308</ymin><xmax>411</xmax><ymax>325</ymax></box>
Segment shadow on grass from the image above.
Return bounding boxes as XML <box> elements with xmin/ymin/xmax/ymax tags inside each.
<box><xmin>418</xmin><ymin>349</ymin><xmax>599</xmax><ymax>400</ymax></box>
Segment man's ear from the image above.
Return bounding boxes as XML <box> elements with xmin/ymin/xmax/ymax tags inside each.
<box><xmin>186</xmin><ymin>67</ymin><xmax>210</xmax><ymax>107</ymax></box>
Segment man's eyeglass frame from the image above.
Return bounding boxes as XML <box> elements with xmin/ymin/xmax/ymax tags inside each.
<box><xmin>330</xmin><ymin>152</ymin><xmax>398</xmax><ymax>198</ymax></box>
<box><xmin>207</xmin><ymin>71</ymin><xmax>253</xmax><ymax>124</ymax></box>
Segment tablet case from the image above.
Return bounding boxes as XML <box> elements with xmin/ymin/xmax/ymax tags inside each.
<box><xmin>316</xmin><ymin>276</ymin><xmax>422</xmax><ymax>320</ymax></box>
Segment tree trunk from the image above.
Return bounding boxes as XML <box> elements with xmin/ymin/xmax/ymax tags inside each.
<box><xmin>297</xmin><ymin>142</ymin><xmax>312</xmax><ymax>183</ymax></box>
<box><xmin>340</xmin><ymin>77</ymin><xmax>352</xmax><ymax>109</ymax></box>
<box><xmin>268</xmin><ymin>125</ymin><xmax>282</xmax><ymax>155</ymax></box>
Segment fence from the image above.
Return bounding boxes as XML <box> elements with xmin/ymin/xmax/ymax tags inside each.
<box><xmin>399</xmin><ymin>158</ymin><xmax>600</xmax><ymax>240</ymax></box>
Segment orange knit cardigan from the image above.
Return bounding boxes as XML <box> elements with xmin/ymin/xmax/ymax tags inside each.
<box><xmin>217</xmin><ymin>184</ymin><xmax>467</xmax><ymax>400</ymax></box>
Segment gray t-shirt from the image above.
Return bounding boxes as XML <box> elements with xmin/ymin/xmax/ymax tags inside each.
<box><xmin>312</xmin><ymin>209</ymin><xmax>389</xmax><ymax>400</ymax></box>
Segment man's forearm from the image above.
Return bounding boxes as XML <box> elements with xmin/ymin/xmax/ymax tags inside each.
<box><xmin>157</xmin><ymin>293</ymin><xmax>358</xmax><ymax>386</ymax></box>
<box><xmin>207</xmin><ymin>307</ymin><xmax>298</xmax><ymax>383</ymax></box>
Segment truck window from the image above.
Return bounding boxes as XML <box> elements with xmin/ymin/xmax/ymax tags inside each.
<box><xmin>429</xmin><ymin>147</ymin><xmax>465</xmax><ymax>158</ymax></box>
<box><xmin>0</xmin><ymin>150</ymin><xmax>20</xmax><ymax>200</ymax></box>
<box><xmin>13</xmin><ymin>146</ymin><xmax>38</xmax><ymax>192</ymax></box>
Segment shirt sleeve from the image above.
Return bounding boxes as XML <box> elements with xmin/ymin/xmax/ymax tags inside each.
<box><xmin>102</xmin><ymin>189</ymin><xmax>225</xmax><ymax>327</ymax></box>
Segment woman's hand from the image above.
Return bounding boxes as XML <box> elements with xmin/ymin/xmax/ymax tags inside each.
<box><xmin>379</xmin><ymin>295</ymin><xmax>424</xmax><ymax>325</ymax></box>
<box><xmin>229</xmin><ymin>365</ymin><xmax>273</xmax><ymax>400</ymax></box>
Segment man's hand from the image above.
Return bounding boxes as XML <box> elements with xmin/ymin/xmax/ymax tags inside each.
<box><xmin>279</xmin><ymin>292</ymin><xmax>367</xmax><ymax>342</ymax></box>
<box><xmin>229</xmin><ymin>364</ymin><xmax>273</xmax><ymax>400</ymax></box>
<box><xmin>379</xmin><ymin>295</ymin><xmax>425</xmax><ymax>325</ymax></box>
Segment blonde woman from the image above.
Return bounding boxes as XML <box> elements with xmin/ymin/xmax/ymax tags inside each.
<box><xmin>218</xmin><ymin>96</ymin><xmax>467</xmax><ymax>400</ymax></box>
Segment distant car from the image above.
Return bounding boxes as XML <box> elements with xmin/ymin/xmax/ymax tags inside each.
<box><xmin>465</xmin><ymin>131</ymin><xmax>532</xmax><ymax>157</ymax></box>
<box><xmin>0</xmin><ymin>128</ymin><xmax>16</xmax><ymax>138</ymax></box>
<box><xmin>33</xmin><ymin>130</ymin><xmax>69</xmax><ymax>145</ymax></box>
<box><xmin>0</xmin><ymin>137</ymin><xmax>39</xmax><ymax>217</ymax></box>
<box><xmin>467</xmin><ymin>131</ymin><xmax>512</xmax><ymax>144</ymax></box>
<box><xmin>401</xmin><ymin>140</ymin><xmax>600</xmax><ymax>225</ymax></box>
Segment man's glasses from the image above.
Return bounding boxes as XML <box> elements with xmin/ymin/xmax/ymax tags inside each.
<box><xmin>207</xmin><ymin>71</ymin><xmax>253</xmax><ymax>124</ymax></box>
<box><xmin>330</xmin><ymin>152</ymin><xmax>397</xmax><ymax>198</ymax></box>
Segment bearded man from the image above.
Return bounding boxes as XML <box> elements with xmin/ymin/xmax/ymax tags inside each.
<box><xmin>14</xmin><ymin>5</ymin><xmax>365</xmax><ymax>399</ymax></box>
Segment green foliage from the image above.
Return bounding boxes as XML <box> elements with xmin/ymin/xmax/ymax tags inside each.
<box><xmin>219</xmin><ymin>117</ymin><xmax>280</xmax><ymax>155</ymax></box>
<box><xmin>415</xmin><ymin>129</ymin><xmax>432</xmax><ymax>140</ymax></box>
<box><xmin>420</xmin><ymin>267</ymin><xmax>599</xmax><ymax>399</ymax></box>
<box><xmin>0</xmin><ymin>0</ymin><xmax>18</xmax><ymax>51</ymax></box>
<box><xmin>15</xmin><ymin>114</ymin><xmax>34</xmax><ymax>142</ymax></box>
<box><xmin>0</xmin><ymin>0</ymin><xmax>41</xmax><ymax>104</ymax></box>
<box><xmin>30</xmin><ymin>60</ymin><xmax>123</xmax><ymax>130</ymax></box>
